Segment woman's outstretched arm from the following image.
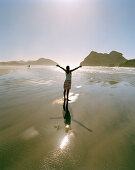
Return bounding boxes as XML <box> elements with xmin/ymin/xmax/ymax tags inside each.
<box><xmin>56</xmin><ymin>65</ymin><xmax>66</xmax><ymax>72</ymax></box>
<box><xmin>71</xmin><ymin>65</ymin><xmax>82</xmax><ymax>72</ymax></box>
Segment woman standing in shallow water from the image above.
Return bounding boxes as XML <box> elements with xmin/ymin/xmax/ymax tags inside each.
<box><xmin>56</xmin><ymin>64</ymin><xmax>82</xmax><ymax>100</ymax></box>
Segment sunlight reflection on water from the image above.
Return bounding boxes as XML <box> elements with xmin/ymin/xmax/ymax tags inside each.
<box><xmin>60</xmin><ymin>132</ymin><xmax>74</xmax><ymax>150</ymax></box>
<box><xmin>52</xmin><ymin>92</ymin><xmax>79</xmax><ymax>104</ymax></box>
<box><xmin>60</xmin><ymin>135</ymin><xmax>69</xmax><ymax>149</ymax></box>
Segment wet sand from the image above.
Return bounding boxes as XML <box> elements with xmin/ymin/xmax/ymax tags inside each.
<box><xmin>0</xmin><ymin>66</ymin><xmax>135</xmax><ymax>169</ymax></box>
<box><xmin>0</xmin><ymin>66</ymin><xmax>22</xmax><ymax>75</ymax></box>
<box><xmin>0</xmin><ymin>65</ymin><xmax>46</xmax><ymax>75</ymax></box>
<box><xmin>0</xmin><ymin>67</ymin><xmax>15</xmax><ymax>75</ymax></box>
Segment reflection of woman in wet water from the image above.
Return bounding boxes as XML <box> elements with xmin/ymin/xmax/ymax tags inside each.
<box><xmin>63</xmin><ymin>100</ymin><xmax>71</xmax><ymax>133</ymax></box>
<box><xmin>56</xmin><ymin>64</ymin><xmax>82</xmax><ymax>100</ymax></box>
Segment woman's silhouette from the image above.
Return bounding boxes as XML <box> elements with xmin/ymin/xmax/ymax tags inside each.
<box><xmin>56</xmin><ymin>64</ymin><xmax>82</xmax><ymax>100</ymax></box>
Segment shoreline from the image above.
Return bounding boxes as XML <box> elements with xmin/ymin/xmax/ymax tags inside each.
<box><xmin>0</xmin><ymin>65</ymin><xmax>55</xmax><ymax>76</ymax></box>
<box><xmin>0</xmin><ymin>65</ymin><xmax>135</xmax><ymax>76</ymax></box>
<box><xmin>0</xmin><ymin>66</ymin><xmax>21</xmax><ymax>76</ymax></box>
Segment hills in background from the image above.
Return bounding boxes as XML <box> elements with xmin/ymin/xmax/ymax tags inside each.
<box><xmin>0</xmin><ymin>58</ymin><xmax>58</xmax><ymax>66</ymax></box>
<box><xmin>0</xmin><ymin>51</ymin><xmax>135</xmax><ymax>67</ymax></box>
<box><xmin>80</xmin><ymin>51</ymin><xmax>135</xmax><ymax>67</ymax></box>
<box><xmin>80</xmin><ymin>51</ymin><xmax>127</xmax><ymax>67</ymax></box>
<box><xmin>119</xmin><ymin>59</ymin><xmax>135</xmax><ymax>67</ymax></box>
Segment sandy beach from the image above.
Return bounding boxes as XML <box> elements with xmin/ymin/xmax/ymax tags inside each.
<box><xmin>0</xmin><ymin>66</ymin><xmax>135</xmax><ymax>170</ymax></box>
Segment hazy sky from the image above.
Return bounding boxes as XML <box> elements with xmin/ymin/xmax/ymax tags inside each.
<box><xmin>0</xmin><ymin>0</ymin><xmax>135</xmax><ymax>65</ymax></box>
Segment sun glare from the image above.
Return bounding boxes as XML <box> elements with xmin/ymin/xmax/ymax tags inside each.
<box><xmin>60</xmin><ymin>135</ymin><xmax>69</xmax><ymax>149</ymax></box>
<box><xmin>58</xmin><ymin>0</ymin><xmax>78</xmax><ymax>3</ymax></box>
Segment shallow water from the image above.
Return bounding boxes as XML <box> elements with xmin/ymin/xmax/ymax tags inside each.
<box><xmin>0</xmin><ymin>66</ymin><xmax>135</xmax><ymax>170</ymax></box>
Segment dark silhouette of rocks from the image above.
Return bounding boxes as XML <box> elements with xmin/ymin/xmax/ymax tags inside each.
<box><xmin>80</xmin><ymin>51</ymin><xmax>127</xmax><ymax>67</ymax></box>
<box><xmin>119</xmin><ymin>59</ymin><xmax>135</xmax><ymax>67</ymax></box>
<box><xmin>0</xmin><ymin>58</ymin><xmax>58</xmax><ymax>66</ymax></box>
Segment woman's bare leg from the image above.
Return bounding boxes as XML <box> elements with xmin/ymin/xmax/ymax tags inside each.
<box><xmin>67</xmin><ymin>89</ymin><xmax>69</xmax><ymax>100</ymax></box>
<box><xmin>64</xmin><ymin>89</ymin><xmax>66</xmax><ymax>100</ymax></box>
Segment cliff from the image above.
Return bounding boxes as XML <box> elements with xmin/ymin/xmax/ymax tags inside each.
<box><xmin>80</xmin><ymin>51</ymin><xmax>127</xmax><ymax>67</ymax></box>
<box><xmin>119</xmin><ymin>59</ymin><xmax>135</xmax><ymax>67</ymax></box>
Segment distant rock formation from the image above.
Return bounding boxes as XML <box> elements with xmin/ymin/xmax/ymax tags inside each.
<box><xmin>119</xmin><ymin>59</ymin><xmax>135</xmax><ymax>67</ymax></box>
<box><xmin>0</xmin><ymin>58</ymin><xmax>58</xmax><ymax>66</ymax></box>
<box><xmin>80</xmin><ymin>51</ymin><xmax>127</xmax><ymax>67</ymax></box>
<box><xmin>27</xmin><ymin>58</ymin><xmax>58</xmax><ymax>65</ymax></box>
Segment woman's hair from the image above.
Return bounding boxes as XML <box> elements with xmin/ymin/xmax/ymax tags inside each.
<box><xmin>66</xmin><ymin>66</ymin><xmax>70</xmax><ymax>73</ymax></box>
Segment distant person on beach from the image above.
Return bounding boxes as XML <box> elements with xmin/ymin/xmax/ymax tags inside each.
<box><xmin>56</xmin><ymin>64</ymin><xmax>82</xmax><ymax>100</ymax></box>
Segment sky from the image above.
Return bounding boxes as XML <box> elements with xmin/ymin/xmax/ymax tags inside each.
<box><xmin>0</xmin><ymin>0</ymin><xmax>135</xmax><ymax>65</ymax></box>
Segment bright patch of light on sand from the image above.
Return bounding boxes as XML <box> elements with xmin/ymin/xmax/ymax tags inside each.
<box><xmin>69</xmin><ymin>92</ymin><xmax>74</xmax><ymax>96</ymax></box>
<box><xmin>69</xmin><ymin>93</ymin><xmax>79</xmax><ymax>103</ymax></box>
<box><xmin>52</xmin><ymin>92</ymin><xmax>79</xmax><ymax>105</ymax></box>
<box><xmin>21</xmin><ymin>127</ymin><xmax>39</xmax><ymax>140</ymax></box>
<box><xmin>52</xmin><ymin>98</ymin><xmax>63</xmax><ymax>105</ymax></box>
<box><xmin>76</xmin><ymin>85</ymin><xmax>82</xmax><ymax>89</ymax></box>
<box><xmin>52</xmin><ymin>92</ymin><xmax>74</xmax><ymax>104</ymax></box>
<box><xmin>29</xmin><ymin>80</ymin><xmax>54</xmax><ymax>86</ymax></box>
<box><xmin>60</xmin><ymin>135</ymin><xmax>69</xmax><ymax>149</ymax></box>
<box><xmin>60</xmin><ymin>132</ymin><xmax>74</xmax><ymax>149</ymax></box>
